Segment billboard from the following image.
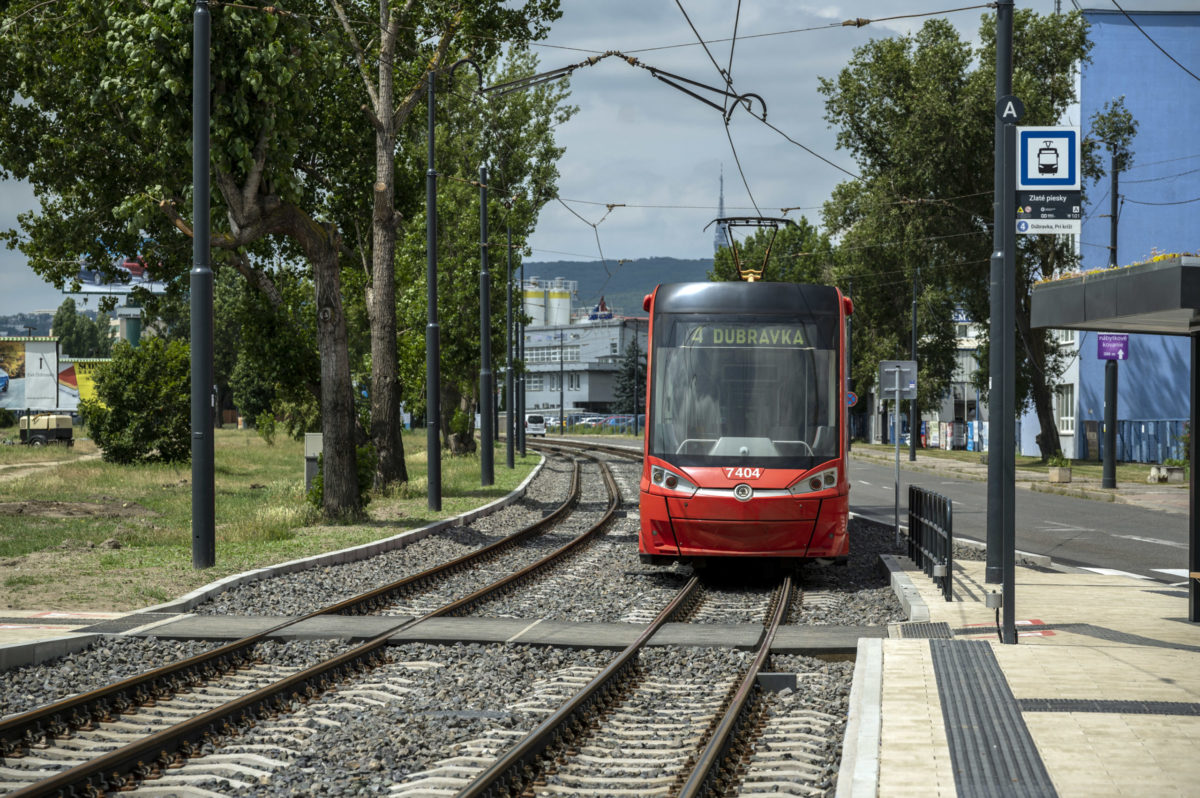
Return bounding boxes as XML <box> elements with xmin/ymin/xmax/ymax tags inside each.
<box><xmin>72</xmin><ymin>257</ymin><xmax>168</xmax><ymax>295</ymax></box>
<box><xmin>0</xmin><ymin>338</ymin><xmax>59</xmax><ymax>411</ymax></box>
<box><xmin>57</xmin><ymin>358</ymin><xmax>107</xmax><ymax>411</ymax></box>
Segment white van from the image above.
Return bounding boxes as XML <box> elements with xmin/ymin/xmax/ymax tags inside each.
<box><xmin>525</xmin><ymin>414</ymin><xmax>546</xmax><ymax>437</ymax></box>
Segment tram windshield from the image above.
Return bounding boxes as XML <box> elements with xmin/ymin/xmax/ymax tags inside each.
<box><xmin>650</xmin><ymin>314</ymin><xmax>840</xmax><ymax>468</ymax></box>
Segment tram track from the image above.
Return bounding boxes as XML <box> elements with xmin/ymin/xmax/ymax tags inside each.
<box><xmin>1</xmin><ymin>440</ymin><xmax>899</xmax><ymax>796</ymax></box>
<box><xmin>0</xmin><ymin>448</ymin><xmax>620</xmax><ymax>797</ymax></box>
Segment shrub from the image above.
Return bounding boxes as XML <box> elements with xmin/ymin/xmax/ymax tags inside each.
<box><xmin>79</xmin><ymin>337</ymin><xmax>191</xmax><ymax>464</ymax></box>
<box><xmin>1047</xmin><ymin>451</ymin><xmax>1070</xmax><ymax>468</ymax></box>
<box><xmin>0</xmin><ymin>408</ymin><xmax>14</xmax><ymax>428</ymax></box>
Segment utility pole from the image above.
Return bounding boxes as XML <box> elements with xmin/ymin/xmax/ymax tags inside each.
<box><xmin>191</xmin><ymin>0</ymin><xmax>215</xmax><ymax>569</ymax></box>
<box><xmin>559</xmin><ymin>330</ymin><xmax>565</xmax><ymax>435</ymax></box>
<box><xmin>505</xmin><ymin>213</ymin><xmax>514</xmax><ymax>469</ymax></box>
<box><xmin>424</xmin><ymin>70</ymin><xmax>441</xmax><ymax>511</ymax></box>
<box><xmin>479</xmin><ymin>164</ymin><xmax>493</xmax><ymax>486</ymax></box>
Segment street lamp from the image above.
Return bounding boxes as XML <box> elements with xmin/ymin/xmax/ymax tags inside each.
<box><xmin>505</xmin><ymin>206</ymin><xmax>514</xmax><ymax>469</ymax></box>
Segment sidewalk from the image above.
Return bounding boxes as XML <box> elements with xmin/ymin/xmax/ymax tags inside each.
<box><xmin>844</xmin><ymin>555</ymin><xmax>1200</xmax><ymax>797</ymax></box>
<box><xmin>850</xmin><ymin>447</ymin><xmax>1189</xmax><ymax>516</ymax></box>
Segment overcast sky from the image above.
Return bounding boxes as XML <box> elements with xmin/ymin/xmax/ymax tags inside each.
<box><xmin>0</xmin><ymin>1</ymin><xmax>1166</xmax><ymax>316</ymax></box>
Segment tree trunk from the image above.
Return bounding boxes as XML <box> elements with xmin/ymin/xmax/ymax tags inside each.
<box><xmin>367</xmin><ymin>89</ymin><xmax>407</xmax><ymax>489</ymax></box>
<box><xmin>1017</xmin><ymin>288</ymin><xmax>1062</xmax><ymax>461</ymax></box>
<box><xmin>313</xmin><ymin>230</ymin><xmax>361</xmax><ymax>519</ymax></box>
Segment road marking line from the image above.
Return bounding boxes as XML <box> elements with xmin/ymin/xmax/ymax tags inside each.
<box><xmin>1080</xmin><ymin>567</ymin><xmax>1152</xmax><ymax>580</ymax></box>
<box><xmin>857</xmin><ymin>480</ymin><xmax>872</xmax><ymax>486</ymax></box>
<box><xmin>1152</xmin><ymin>569</ymin><xmax>1189</xmax><ymax>578</ymax></box>
<box><xmin>1113</xmin><ymin>535</ymin><xmax>1187</xmax><ymax>550</ymax></box>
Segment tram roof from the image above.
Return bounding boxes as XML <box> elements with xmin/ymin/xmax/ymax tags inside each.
<box><xmin>652</xmin><ymin>282</ymin><xmax>841</xmax><ymax>315</ymax></box>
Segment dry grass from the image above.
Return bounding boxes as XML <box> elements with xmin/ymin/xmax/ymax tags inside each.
<box><xmin>0</xmin><ymin>428</ymin><xmax>537</xmax><ymax>611</ymax></box>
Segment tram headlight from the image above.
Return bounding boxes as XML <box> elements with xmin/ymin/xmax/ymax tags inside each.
<box><xmin>651</xmin><ymin>465</ymin><xmax>697</xmax><ymax>495</ymax></box>
<box><xmin>789</xmin><ymin>467</ymin><xmax>838</xmax><ymax>496</ymax></box>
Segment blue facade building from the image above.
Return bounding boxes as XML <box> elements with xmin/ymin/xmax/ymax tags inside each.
<box><xmin>1020</xmin><ymin>6</ymin><xmax>1198</xmax><ymax>462</ymax></box>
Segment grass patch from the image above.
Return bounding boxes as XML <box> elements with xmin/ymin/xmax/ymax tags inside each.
<box><xmin>0</xmin><ymin>428</ymin><xmax>538</xmax><ymax>611</ymax></box>
<box><xmin>852</xmin><ymin>442</ymin><xmax>1171</xmax><ymax>484</ymax></box>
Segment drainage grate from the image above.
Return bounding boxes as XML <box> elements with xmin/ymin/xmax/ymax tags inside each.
<box><xmin>931</xmin><ymin>639</ymin><xmax>1057</xmax><ymax>797</ymax></box>
<box><xmin>1018</xmin><ymin>698</ymin><xmax>1200</xmax><ymax>716</ymax></box>
<box><xmin>897</xmin><ymin>621</ymin><xmax>953</xmax><ymax>639</ymax></box>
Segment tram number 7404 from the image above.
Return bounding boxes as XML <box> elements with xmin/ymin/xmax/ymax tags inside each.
<box><xmin>724</xmin><ymin>467</ymin><xmax>763</xmax><ymax>480</ymax></box>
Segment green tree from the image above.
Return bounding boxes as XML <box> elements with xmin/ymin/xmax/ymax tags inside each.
<box><xmin>80</xmin><ymin>337</ymin><xmax>190</xmax><ymax>464</ymax></box>
<box><xmin>0</xmin><ymin>0</ymin><xmax>365</xmax><ymax>516</ymax></box>
<box><xmin>51</xmin><ymin>298</ymin><xmax>112</xmax><ymax>358</ymax></box>
<box><xmin>818</xmin><ymin>10</ymin><xmax>1095</xmax><ymax>456</ymax></box>
<box><xmin>326</xmin><ymin>0</ymin><xmax>560</xmax><ymax>489</ymax></box>
<box><xmin>612</xmin><ymin>339</ymin><xmax>646</xmax><ymax>415</ymax></box>
<box><xmin>395</xmin><ymin>51</ymin><xmax>575</xmax><ymax>444</ymax></box>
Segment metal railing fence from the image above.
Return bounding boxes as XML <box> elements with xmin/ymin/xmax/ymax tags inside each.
<box><xmin>908</xmin><ymin>485</ymin><xmax>953</xmax><ymax>601</ymax></box>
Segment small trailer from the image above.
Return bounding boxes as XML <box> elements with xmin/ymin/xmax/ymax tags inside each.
<box><xmin>19</xmin><ymin>413</ymin><xmax>74</xmax><ymax>446</ymax></box>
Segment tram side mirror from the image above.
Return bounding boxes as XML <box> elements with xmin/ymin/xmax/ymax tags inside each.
<box><xmin>843</xmin><ymin>296</ymin><xmax>854</xmax><ymax>316</ymax></box>
<box><xmin>643</xmin><ymin>293</ymin><xmax>652</xmax><ymax>312</ymax></box>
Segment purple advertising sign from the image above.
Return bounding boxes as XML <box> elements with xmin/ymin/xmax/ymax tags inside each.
<box><xmin>1097</xmin><ymin>333</ymin><xmax>1129</xmax><ymax>360</ymax></box>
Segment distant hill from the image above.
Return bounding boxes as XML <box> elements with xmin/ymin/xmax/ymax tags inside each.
<box><xmin>522</xmin><ymin>256</ymin><xmax>715</xmax><ymax>318</ymax></box>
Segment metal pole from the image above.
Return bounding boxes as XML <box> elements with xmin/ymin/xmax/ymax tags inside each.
<box><xmin>190</xmin><ymin>0</ymin><xmax>215</xmax><ymax>569</ymax></box>
<box><xmin>893</xmin><ymin>367</ymin><xmax>901</xmax><ymax>546</ymax></box>
<box><xmin>1103</xmin><ymin>155</ymin><xmax>1118</xmax><ymax>489</ymax></box>
<box><xmin>633</xmin><ymin>321</ymin><xmax>640</xmax><ymax>436</ymax></box>
<box><xmin>425</xmin><ymin>71</ymin><xmax>441</xmax><ymax>511</ymax></box>
<box><xmin>505</xmin><ymin>218</ymin><xmax>514</xmax><ymax>469</ymax></box>
<box><xmin>987</xmin><ymin>0</ymin><xmax>1014</xmax><ymax>586</ymax></box>
<box><xmin>519</xmin><ymin>261</ymin><xmax>526</xmax><ymax>457</ymax></box>
<box><xmin>559</xmin><ymin>330</ymin><xmax>565</xmax><ymax>435</ymax></box>
<box><xmin>1001</xmin><ymin>118</ymin><xmax>1017</xmax><ymax>645</ymax></box>
<box><xmin>846</xmin><ymin>281</ymin><xmax>853</xmax><ymax>453</ymax></box>
<box><xmin>909</xmin><ymin>272</ymin><xmax>918</xmax><ymax>461</ymax></box>
<box><xmin>479</xmin><ymin>164</ymin><xmax>493</xmax><ymax>486</ymax></box>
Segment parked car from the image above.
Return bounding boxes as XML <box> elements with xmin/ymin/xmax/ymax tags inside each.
<box><xmin>0</xmin><ymin>367</ymin><xmax>7</xmax><ymax>393</ymax></box>
<box><xmin>525</xmin><ymin>414</ymin><xmax>546</xmax><ymax>437</ymax></box>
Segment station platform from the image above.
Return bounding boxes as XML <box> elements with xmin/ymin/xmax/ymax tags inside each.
<box><xmin>842</xmin><ymin>556</ymin><xmax>1200</xmax><ymax>797</ymax></box>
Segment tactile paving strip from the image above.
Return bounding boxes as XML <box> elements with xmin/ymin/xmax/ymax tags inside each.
<box><xmin>931</xmin><ymin>639</ymin><xmax>1057</xmax><ymax>797</ymax></box>
<box><xmin>1018</xmin><ymin>698</ymin><xmax>1200</xmax><ymax>716</ymax></box>
<box><xmin>896</xmin><ymin>621</ymin><xmax>954</xmax><ymax>639</ymax></box>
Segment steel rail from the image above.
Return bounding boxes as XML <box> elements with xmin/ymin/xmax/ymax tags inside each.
<box><xmin>676</xmin><ymin>574</ymin><xmax>794</xmax><ymax>797</ymax></box>
<box><xmin>457</xmin><ymin>575</ymin><xmax>703</xmax><ymax>798</ymax></box>
<box><xmin>0</xmin><ymin>456</ymin><xmax>579</xmax><ymax>761</ymax></box>
<box><xmin>3</xmin><ymin>454</ymin><xmax>616</xmax><ymax>797</ymax></box>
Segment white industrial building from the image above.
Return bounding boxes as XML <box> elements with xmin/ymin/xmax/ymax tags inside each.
<box><xmin>520</xmin><ymin>276</ymin><xmax>647</xmax><ymax>421</ymax></box>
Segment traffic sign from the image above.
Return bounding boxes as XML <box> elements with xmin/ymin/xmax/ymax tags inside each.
<box><xmin>1017</xmin><ymin>126</ymin><xmax>1080</xmax><ymax>190</ymax></box>
<box><xmin>877</xmin><ymin>360</ymin><xmax>917</xmax><ymax>400</ymax></box>
<box><xmin>1097</xmin><ymin>333</ymin><xmax>1129</xmax><ymax>360</ymax></box>
<box><xmin>847</xmin><ymin>391</ymin><xmax>858</xmax><ymax>408</ymax></box>
<box><xmin>996</xmin><ymin>95</ymin><xmax>1025</xmax><ymax>123</ymax></box>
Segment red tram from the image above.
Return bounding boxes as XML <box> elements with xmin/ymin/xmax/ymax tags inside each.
<box><xmin>638</xmin><ymin>281</ymin><xmax>853</xmax><ymax>565</ymax></box>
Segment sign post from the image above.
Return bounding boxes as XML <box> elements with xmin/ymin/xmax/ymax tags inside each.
<box><xmin>1098</xmin><ymin>333</ymin><xmax>1129</xmax><ymax>488</ymax></box>
<box><xmin>879</xmin><ymin>360</ymin><xmax>917</xmax><ymax>545</ymax></box>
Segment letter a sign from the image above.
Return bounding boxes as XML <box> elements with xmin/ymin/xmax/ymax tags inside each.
<box><xmin>996</xmin><ymin>95</ymin><xmax>1025</xmax><ymax>123</ymax></box>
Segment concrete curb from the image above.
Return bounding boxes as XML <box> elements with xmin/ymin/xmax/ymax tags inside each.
<box><xmin>141</xmin><ymin>456</ymin><xmax>547</xmax><ymax>615</ymax></box>
<box><xmin>0</xmin><ymin>457</ymin><xmax>546</xmax><ymax>670</ymax></box>
<box><xmin>880</xmin><ymin>554</ymin><xmax>930</xmax><ymax>623</ymax></box>
<box><xmin>836</xmin><ymin>637</ymin><xmax>883</xmax><ymax>798</ymax></box>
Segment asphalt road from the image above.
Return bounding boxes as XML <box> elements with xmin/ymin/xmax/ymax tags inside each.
<box><xmin>848</xmin><ymin>455</ymin><xmax>1189</xmax><ymax>585</ymax></box>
